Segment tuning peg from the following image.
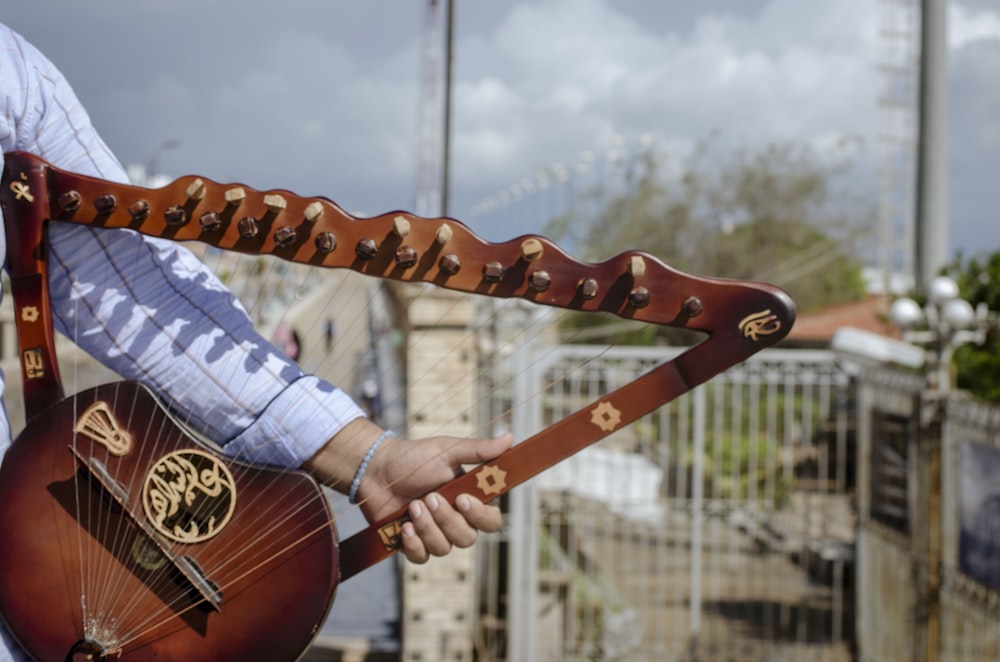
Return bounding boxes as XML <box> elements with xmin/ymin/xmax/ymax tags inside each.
<box><xmin>93</xmin><ymin>194</ymin><xmax>117</xmax><ymax>214</ymax></box>
<box><xmin>224</xmin><ymin>188</ymin><xmax>246</xmax><ymax>206</ymax></box>
<box><xmin>264</xmin><ymin>194</ymin><xmax>287</xmax><ymax>214</ymax></box>
<box><xmin>577</xmin><ymin>277</ymin><xmax>599</xmax><ymax>300</ymax></box>
<box><xmin>238</xmin><ymin>216</ymin><xmax>260</xmax><ymax>238</ymax></box>
<box><xmin>185</xmin><ymin>178</ymin><xmax>207</xmax><ymax>201</ymax></box>
<box><xmin>164</xmin><ymin>205</ymin><xmax>187</xmax><ymax>226</ymax></box>
<box><xmin>528</xmin><ymin>270</ymin><xmax>551</xmax><ymax>292</ymax></box>
<box><xmin>439</xmin><ymin>254</ymin><xmax>461</xmax><ymax>275</ymax></box>
<box><xmin>682</xmin><ymin>296</ymin><xmax>703</xmax><ymax>317</ymax></box>
<box><xmin>392</xmin><ymin>216</ymin><xmax>411</xmax><ymax>238</ymax></box>
<box><xmin>520</xmin><ymin>238</ymin><xmax>543</xmax><ymax>262</ymax></box>
<box><xmin>128</xmin><ymin>200</ymin><xmax>150</xmax><ymax>222</ymax></box>
<box><xmin>483</xmin><ymin>261</ymin><xmax>505</xmax><ymax>282</ymax></box>
<box><xmin>435</xmin><ymin>224</ymin><xmax>453</xmax><ymax>245</ymax></box>
<box><xmin>274</xmin><ymin>226</ymin><xmax>297</xmax><ymax>248</ymax></box>
<box><xmin>395</xmin><ymin>246</ymin><xmax>418</xmax><ymax>268</ymax></box>
<box><xmin>629</xmin><ymin>286</ymin><xmax>650</xmax><ymax>309</ymax></box>
<box><xmin>627</xmin><ymin>255</ymin><xmax>646</xmax><ymax>278</ymax></box>
<box><xmin>199</xmin><ymin>211</ymin><xmax>222</xmax><ymax>232</ymax></box>
<box><xmin>304</xmin><ymin>201</ymin><xmax>324</xmax><ymax>223</ymax></box>
<box><xmin>315</xmin><ymin>232</ymin><xmax>337</xmax><ymax>253</ymax></box>
<box><xmin>356</xmin><ymin>238</ymin><xmax>378</xmax><ymax>260</ymax></box>
<box><xmin>57</xmin><ymin>190</ymin><xmax>82</xmax><ymax>213</ymax></box>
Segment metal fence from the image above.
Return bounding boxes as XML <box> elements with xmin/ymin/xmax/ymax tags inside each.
<box><xmin>855</xmin><ymin>368</ymin><xmax>926</xmax><ymax>662</ymax></box>
<box><xmin>940</xmin><ymin>395</ymin><xmax>1000</xmax><ymax>661</ymax></box>
<box><xmin>856</xmin><ymin>367</ymin><xmax>1000</xmax><ymax>662</ymax></box>
<box><xmin>483</xmin><ymin>344</ymin><xmax>856</xmax><ymax>661</ymax></box>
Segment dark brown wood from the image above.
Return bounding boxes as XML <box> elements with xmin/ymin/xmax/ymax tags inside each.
<box><xmin>339</xmin><ymin>273</ymin><xmax>791</xmax><ymax>579</ymax></box>
<box><xmin>0</xmin><ymin>382</ymin><xmax>338</xmax><ymax>661</ymax></box>
<box><xmin>0</xmin><ymin>151</ymin><xmax>796</xmax><ymax>659</ymax></box>
<box><xmin>0</xmin><ymin>158</ymin><xmax>64</xmax><ymax>414</ymax></box>
<box><xmin>2</xmin><ymin>151</ymin><xmax>790</xmax><ymax>335</ymax></box>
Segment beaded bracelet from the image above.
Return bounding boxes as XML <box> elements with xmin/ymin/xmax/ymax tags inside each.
<box><xmin>348</xmin><ymin>429</ymin><xmax>396</xmax><ymax>504</ymax></box>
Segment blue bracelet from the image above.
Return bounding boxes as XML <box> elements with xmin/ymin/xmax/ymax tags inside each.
<box><xmin>348</xmin><ymin>429</ymin><xmax>396</xmax><ymax>504</ymax></box>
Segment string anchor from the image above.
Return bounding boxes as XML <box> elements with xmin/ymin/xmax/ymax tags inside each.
<box><xmin>68</xmin><ymin>637</ymin><xmax>119</xmax><ymax>661</ymax></box>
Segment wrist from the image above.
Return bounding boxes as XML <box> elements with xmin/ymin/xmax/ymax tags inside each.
<box><xmin>301</xmin><ymin>417</ymin><xmax>383</xmax><ymax>492</ymax></box>
<box><xmin>348</xmin><ymin>429</ymin><xmax>396</xmax><ymax>504</ymax></box>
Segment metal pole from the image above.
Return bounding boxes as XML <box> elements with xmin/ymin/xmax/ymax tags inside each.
<box><xmin>441</xmin><ymin>0</ymin><xmax>454</xmax><ymax>217</ymax></box>
<box><xmin>508</xmin><ymin>329</ymin><xmax>539</xmax><ymax>661</ymax></box>
<box><xmin>688</xmin><ymin>386</ymin><xmax>706</xmax><ymax>656</ymax></box>
<box><xmin>914</xmin><ymin>0</ymin><xmax>949</xmax><ymax>293</ymax></box>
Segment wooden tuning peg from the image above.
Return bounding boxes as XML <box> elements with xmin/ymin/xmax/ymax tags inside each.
<box><xmin>264</xmin><ymin>194</ymin><xmax>287</xmax><ymax>214</ymax></box>
<box><xmin>238</xmin><ymin>216</ymin><xmax>260</xmax><ymax>238</ymax></box>
<box><xmin>439</xmin><ymin>254</ymin><xmax>461</xmax><ymax>275</ymax></box>
<box><xmin>224</xmin><ymin>187</ymin><xmax>246</xmax><ymax>206</ymax></box>
<box><xmin>304</xmin><ymin>201</ymin><xmax>324</xmax><ymax>223</ymax></box>
<box><xmin>185</xmin><ymin>178</ymin><xmax>207</xmax><ymax>201</ymax></box>
<box><xmin>682</xmin><ymin>296</ymin><xmax>703</xmax><ymax>317</ymax></box>
<box><xmin>392</xmin><ymin>215</ymin><xmax>411</xmax><ymax>238</ymax></box>
<box><xmin>435</xmin><ymin>224</ymin><xmax>453</xmax><ymax>245</ymax></box>
<box><xmin>482</xmin><ymin>261</ymin><xmax>505</xmax><ymax>282</ymax></box>
<box><xmin>395</xmin><ymin>246</ymin><xmax>418</xmax><ymax>268</ymax></box>
<box><xmin>57</xmin><ymin>190</ymin><xmax>82</xmax><ymax>213</ymax></box>
<box><xmin>356</xmin><ymin>238</ymin><xmax>378</xmax><ymax>260</ymax></box>
<box><xmin>520</xmin><ymin>238</ymin><xmax>544</xmax><ymax>262</ymax></box>
<box><xmin>128</xmin><ymin>200</ymin><xmax>150</xmax><ymax>222</ymax></box>
<box><xmin>93</xmin><ymin>194</ymin><xmax>117</xmax><ymax>214</ymax></box>
<box><xmin>627</xmin><ymin>255</ymin><xmax>646</xmax><ymax>278</ymax></box>
<box><xmin>629</xmin><ymin>286</ymin><xmax>650</xmax><ymax>309</ymax></box>
<box><xmin>200</xmin><ymin>211</ymin><xmax>223</xmax><ymax>232</ymax></box>
<box><xmin>315</xmin><ymin>232</ymin><xmax>337</xmax><ymax>253</ymax></box>
<box><xmin>274</xmin><ymin>226</ymin><xmax>298</xmax><ymax>248</ymax></box>
<box><xmin>577</xmin><ymin>277</ymin><xmax>599</xmax><ymax>300</ymax></box>
<box><xmin>164</xmin><ymin>205</ymin><xmax>187</xmax><ymax>226</ymax></box>
<box><xmin>528</xmin><ymin>270</ymin><xmax>551</xmax><ymax>292</ymax></box>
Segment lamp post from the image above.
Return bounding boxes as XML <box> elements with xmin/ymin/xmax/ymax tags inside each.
<box><xmin>889</xmin><ymin>275</ymin><xmax>989</xmax><ymax>392</ymax></box>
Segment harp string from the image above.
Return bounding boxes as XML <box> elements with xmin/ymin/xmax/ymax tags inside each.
<box><xmin>0</xmin><ymin>153</ymin><xmax>794</xmax><ymax>659</ymax></box>
<box><xmin>52</xmin><ymin>230</ymin><xmax>628</xmax><ymax>638</ymax></box>
<box><xmin>49</xmin><ymin>242</ymin><xmax>346</xmax><ymax>638</ymax></box>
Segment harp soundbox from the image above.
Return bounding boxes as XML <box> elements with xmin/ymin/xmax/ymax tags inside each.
<box><xmin>0</xmin><ymin>151</ymin><xmax>794</xmax><ymax>660</ymax></box>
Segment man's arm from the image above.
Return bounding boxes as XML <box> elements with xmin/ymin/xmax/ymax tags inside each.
<box><xmin>304</xmin><ymin>419</ymin><xmax>513</xmax><ymax>563</ymax></box>
<box><xmin>5</xmin><ymin>21</ymin><xmax>511</xmax><ymax>563</ymax></box>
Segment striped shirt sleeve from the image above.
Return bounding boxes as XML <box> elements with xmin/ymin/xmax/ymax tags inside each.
<box><xmin>0</xmin><ymin>23</ymin><xmax>365</xmax><ymax>467</ymax></box>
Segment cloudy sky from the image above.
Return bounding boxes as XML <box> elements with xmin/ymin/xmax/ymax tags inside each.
<box><xmin>6</xmin><ymin>0</ymin><xmax>999</xmax><ymax>265</ymax></box>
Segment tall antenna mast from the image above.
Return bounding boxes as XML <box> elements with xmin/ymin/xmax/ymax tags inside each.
<box><xmin>878</xmin><ymin>0</ymin><xmax>920</xmax><ymax>291</ymax></box>
<box><xmin>416</xmin><ymin>0</ymin><xmax>445</xmax><ymax>218</ymax></box>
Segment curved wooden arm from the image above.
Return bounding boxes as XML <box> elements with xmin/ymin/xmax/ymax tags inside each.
<box><xmin>2</xmin><ymin>151</ymin><xmax>789</xmax><ymax>331</ymax></box>
<box><xmin>0</xmin><ymin>151</ymin><xmax>796</xmax><ymax>580</ymax></box>
<box><xmin>0</xmin><ymin>157</ymin><xmax>65</xmax><ymax>413</ymax></box>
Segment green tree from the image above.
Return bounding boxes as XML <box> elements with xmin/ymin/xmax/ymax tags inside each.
<box><xmin>546</xmin><ymin>139</ymin><xmax>870</xmax><ymax>342</ymax></box>
<box><xmin>952</xmin><ymin>251</ymin><xmax>1000</xmax><ymax>402</ymax></box>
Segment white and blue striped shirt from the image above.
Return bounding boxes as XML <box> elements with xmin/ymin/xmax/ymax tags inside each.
<box><xmin>0</xmin><ymin>23</ymin><xmax>363</xmax><ymax>470</ymax></box>
<box><xmin>0</xmin><ymin>22</ymin><xmax>373</xmax><ymax>660</ymax></box>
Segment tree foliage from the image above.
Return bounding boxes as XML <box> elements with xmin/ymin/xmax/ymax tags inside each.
<box><xmin>952</xmin><ymin>251</ymin><xmax>1000</xmax><ymax>402</ymax></box>
<box><xmin>546</xmin><ymin>139</ymin><xmax>870</xmax><ymax>342</ymax></box>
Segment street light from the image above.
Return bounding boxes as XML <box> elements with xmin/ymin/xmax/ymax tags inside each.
<box><xmin>889</xmin><ymin>275</ymin><xmax>989</xmax><ymax>392</ymax></box>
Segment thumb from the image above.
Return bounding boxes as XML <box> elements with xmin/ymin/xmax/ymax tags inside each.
<box><xmin>446</xmin><ymin>432</ymin><xmax>513</xmax><ymax>466</ymax></box>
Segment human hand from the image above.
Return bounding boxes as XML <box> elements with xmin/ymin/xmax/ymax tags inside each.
<box><xmin>358</xmin><ymin>431</ymin><xmax>513</xmax><ymax>564</ymax></box>
<box><xmin>302</xmin><ymin>418</ymin><xmax>513</xmax><ymax>564</ymax></box>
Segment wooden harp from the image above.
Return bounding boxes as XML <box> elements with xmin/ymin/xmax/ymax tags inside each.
<box><xmin>0</xmin><ymin>151</ymin><xmax>794</xmax><ymax>660</ymax></box>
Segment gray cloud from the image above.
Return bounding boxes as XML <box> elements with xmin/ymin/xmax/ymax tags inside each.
<box><xmin>6</xmin><ymin>0</ymin><xmax>998</xmax><ymax>260</ymax></box>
